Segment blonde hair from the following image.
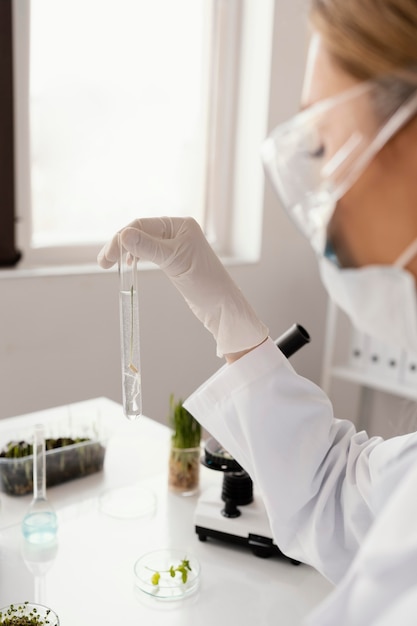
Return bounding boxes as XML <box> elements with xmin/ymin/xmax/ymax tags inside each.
<box><xmin>310</xmin><ymin>0</ymin><xmax>417</xmax><ymax>83</ymax></box>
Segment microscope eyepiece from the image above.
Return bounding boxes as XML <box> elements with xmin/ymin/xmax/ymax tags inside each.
<box><xmin>275</xmin><ymin>323</ymin><xmax>310</xmax><ymax>359</ymax></box>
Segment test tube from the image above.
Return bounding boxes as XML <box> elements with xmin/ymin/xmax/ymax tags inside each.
<box><xmin>119</xmin><ymin>235</ymin><xmax>142</xmax><ymax>420</ymax></box>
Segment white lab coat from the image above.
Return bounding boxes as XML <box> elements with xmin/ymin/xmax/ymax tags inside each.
<box><xmin>184</xmin><ymin>337</ymin><xmax>417</xmax><ymax>625</ymax></box>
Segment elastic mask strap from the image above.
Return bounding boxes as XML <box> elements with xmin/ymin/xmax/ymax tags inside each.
<box><xmin>394</xmin><ymin>237</ymin><xmax>417</xmax><ymax>269</ymax></box>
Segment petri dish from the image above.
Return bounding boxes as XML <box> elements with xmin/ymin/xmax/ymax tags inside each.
<box><xmin>0</xmin><ymin>602</ymin><xmax>60</xmax><ymax>625</ymax></box>
<box><xmin>134</xmin><ymin>549</ymin><xmax>200</xmax><ymax>600</ymax></box>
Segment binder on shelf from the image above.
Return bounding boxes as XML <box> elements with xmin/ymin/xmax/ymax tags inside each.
<box><xmin>323</xmin><ymin>300</ymin><xmax>417</xmax><ymax>408</ymax></box>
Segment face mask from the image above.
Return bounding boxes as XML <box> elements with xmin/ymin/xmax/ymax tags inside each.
<box><xmin>261</xmin><ymin>78</ymin><xmax>417</xmax><ymax>258</ymax></box>
<box><xmin>261</xmin><ymin>69</ymin><xmax>417</xmax><ymax>354</ymax></box>
<box><xmin>261</xmin><ymin>76</ymin><xmax>417</xmax><ymax>355</ymax></box>
<box><xmin>319</xmin><ymin>239</ymin><xmax>417</xmax><ymax>356</ymax></box>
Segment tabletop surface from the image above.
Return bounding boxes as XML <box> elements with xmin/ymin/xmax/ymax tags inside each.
<box><xmin>0</xmin><ymin>398</ymin><xmax>333</xmax><ymax>625</ymax></box>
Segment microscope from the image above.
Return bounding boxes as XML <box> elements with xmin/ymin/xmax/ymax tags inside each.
<box><xmin>194</xmin><ymin>324</ymin><xmax>310</xmax><ymax>563</ymax></box>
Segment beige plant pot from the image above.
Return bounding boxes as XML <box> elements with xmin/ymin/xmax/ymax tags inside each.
<box><xmin>168</xmin><ymin>446</ymin><xmax>201</xmax><ymax>496</ymax></box>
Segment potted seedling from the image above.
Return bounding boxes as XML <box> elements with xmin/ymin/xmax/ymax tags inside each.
<box><xmin>168</xmin><ymin>395</ymin><xmax>202</xmax><ymax>495</ymax></box>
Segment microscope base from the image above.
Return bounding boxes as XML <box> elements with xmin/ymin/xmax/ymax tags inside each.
<box><xmin>194</xmin><ymin>485</ymin><xmax>300</xmax><ymax>563</ymax></box>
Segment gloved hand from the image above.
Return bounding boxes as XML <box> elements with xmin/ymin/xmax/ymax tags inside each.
<box><xmin>97</xmin><ymin>217</ymin><xmax>268</xmax><ymax>357</ymax></box>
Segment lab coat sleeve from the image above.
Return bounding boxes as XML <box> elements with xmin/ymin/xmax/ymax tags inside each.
<box><xmin>184</xmin><ymin>337</ymin><xmax>385</xmax><ymax>584</ymax></box>
<box><xmin>306</xmin><ymin>457</ymin><xmax>417</xmax><ymax>626</ymax></box>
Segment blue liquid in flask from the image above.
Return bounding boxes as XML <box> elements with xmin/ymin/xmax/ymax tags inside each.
<box><xmin>22</xmin><ymin>511</ymin><xmax>58</xmax><ymax>544</ymax></box>
<box><xmin>22</xmin><ymin>424</ymin><xmax>58</xmax><ymax>545</ymax></box>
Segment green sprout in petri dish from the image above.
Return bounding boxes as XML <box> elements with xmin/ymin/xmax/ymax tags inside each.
<box><xmin>148</xmin><ymin>558</ymin><xmax>192</xmax><ymax>586</ymax></box>
<box><xmin>0</xmin><ymin>602</ymin><xmax>55</xmax><ymax>625</ymax></box>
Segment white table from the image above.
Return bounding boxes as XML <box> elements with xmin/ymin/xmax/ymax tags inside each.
<box><xmin>0</xmin><ymin>398</ymin><xmax>333</xmax><ymax>625</ymax></box>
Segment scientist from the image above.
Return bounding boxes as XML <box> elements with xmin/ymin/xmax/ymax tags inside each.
<box><xmin>98</xmin><ymin>0</ymin><xmax>417</xmax><ymax>623</ymax></box>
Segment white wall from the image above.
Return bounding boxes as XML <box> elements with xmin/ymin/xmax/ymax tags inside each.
<box><xmin>0</xmin><ymin>1</ymin><xmax>329</xmax><ymax>426</ymax></box>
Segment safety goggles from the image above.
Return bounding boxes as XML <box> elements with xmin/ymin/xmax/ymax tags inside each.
<box><xmin>261</xmin><ymin>79</ymin><xmax>417</xmax><ymax>260</ymax></box>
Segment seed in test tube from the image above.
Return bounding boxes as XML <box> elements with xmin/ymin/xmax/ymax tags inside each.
<box><xmin>120</xmin><ymin>282</ymin><xmax>142</xmax><ymax>418</ymax></box>
<box><xmin>128</xmin><ymin>285</ymin><xmax>139</xmax><ymax>374</ymax></box>
<box><xmin>119</xmin><ymin>240</ymin><xmax>142</xmax><ymax>419</ymax></box>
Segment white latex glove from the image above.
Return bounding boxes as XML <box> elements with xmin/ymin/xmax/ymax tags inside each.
<box><xmin>97</xmin><ymin>217</ymin><xmax>268</xmax><ymax>357</ymax></box>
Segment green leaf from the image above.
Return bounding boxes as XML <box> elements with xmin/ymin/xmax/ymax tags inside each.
<box><xmin>180</xmin><ymin>567</ymin><xmax>188</xmax><ymax>584</ymax></box>
<box><xmin>148</xmin><ymin>557</ymin><xmax>192</xmax><ymax>587</ymax></box>
<box><xmin>168</xmin><ymin>395</ymin><xmax>202</xmax><ymax>449</ymax></box>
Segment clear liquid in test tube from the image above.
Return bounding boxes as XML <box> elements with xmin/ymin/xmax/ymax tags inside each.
<box><xmin>119</xmin><ymin>237</ymin><xmax>142</xmax><ymax>420</ymax></box>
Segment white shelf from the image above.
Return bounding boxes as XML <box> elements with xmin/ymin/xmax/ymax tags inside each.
<box><xmin>321</xmin><ymin>299</ymin><xmax>417</xmax><ymax>430</ymax></box>
<box><xmin>331</xmin><ymin>365</ymin><xmax>417</xmax><ymax>402</ymax></box>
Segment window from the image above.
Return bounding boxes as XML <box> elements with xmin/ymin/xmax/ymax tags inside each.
<box><xmin>7</xmin><ymin>0</ymin><xmax>274</xmax><ymax>269</ymax></box>
<box><xmin>15</xmin><ymin>0</ymin><xmax>211</xmax><ymax>265</ymax></box>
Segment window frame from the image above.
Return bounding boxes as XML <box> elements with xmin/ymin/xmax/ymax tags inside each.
<box><xmin>0</xmin><ymin>0</ymin><xmax>21</xmax><ymax>267</ymax></box>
